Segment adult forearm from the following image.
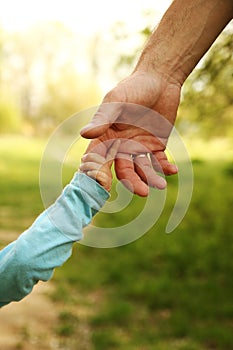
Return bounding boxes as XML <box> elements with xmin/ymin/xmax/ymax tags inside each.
<box><xmin>135</xmin><ymin>0</ymin><xmax>233</xmax><ymax>85</ymax></box>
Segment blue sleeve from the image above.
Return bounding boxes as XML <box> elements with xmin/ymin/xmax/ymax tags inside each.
<box><xmin>0</xmin><ymin>172</ymin><xmax>109</xmax><ymax>307</ymax></box>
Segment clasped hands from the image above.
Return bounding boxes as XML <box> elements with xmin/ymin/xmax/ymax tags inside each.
<box><xmin>80</xmin><ymin>71</ymin><xmax>181</xmax><ymax>196</ymax></box>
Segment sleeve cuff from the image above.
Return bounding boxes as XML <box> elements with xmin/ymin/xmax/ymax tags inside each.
<box><xmin>70</xmin><ymin>172</ymin><xmax>110</xmax><ymax>210</ymax></box>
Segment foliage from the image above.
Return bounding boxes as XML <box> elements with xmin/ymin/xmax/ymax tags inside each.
<box><xmin>55</xmin><ymin>156</ymin><xmax>233</xmax><ymax>349</ymax></box>
<box><xmin>0</xmin><ymin>137</ymin><xmax>44</xmax><ymax>233</ymax></box>
<box><xmin>0</xmin><ymin>92</ymin><xmax>22</xmax><ymax>133</ymax></box>
<box><xmin>53</xmin><ymin>159</ymin><xmax>233</xmax><ymax>349</ymax></box>
<box><xmin>179</xmin><ymin>30</ymin><xmax>233</xmax><ymax>137</ymax></box>
<box><xmin>0</xmin><ymin>22</ymin><xmax>101</xmax><ymax>134</ymax></box>
<box><xmin>0</xmin><ymin>16</ymin><xmax>232</xmax><ymax>138</ymax></box>
<box><xmin>1</xmin><ymin>136</ymin><xmax>232</xmax><ymax>349</ymax></box>
<box><xmin>38</xmin><ymin>67</ymin><xmax>101</xmax><ymax>132</ymax></box>
<box><xmin>113</xmin><ymin>11</ymin><xmax>155</xmax><ymax>80</ymax></box>
<box><xmin>113</xmin><ymin>20</ymin><xmax>233</xmax><ymax>138</ymax></box>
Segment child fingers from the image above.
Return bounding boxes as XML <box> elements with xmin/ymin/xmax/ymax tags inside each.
<box><xmin>79</xmin><ymin>161</ymin><xmax>101</xmax><ymax>173</ymax></box>
<box><xmin>85</xmin><ymin>170</ymin><xmax>110</xmax><ymax>189</ymax></box>
<box><xmin>84</xmin><ymin>139</ymin><xmax>106</xmax><ymax>157</ymax></box>
<box><xmin>81</xmin><ymin>153</ymin><xmax>105</xmax><ymax>165</ymax></box>
<box><xmin>82</xmin><ymin>140</ymin><xmax>120</xmax><ymax>166</ymax></box>
<box><xmin>85</xmin><ymin>169</ymin><xmax>99</xmax><ymax>179</ymax></box>
<box><xmin>106</xmin><ymin>139</ymin><xmax>121</xmax><ymax>163</ymax></box>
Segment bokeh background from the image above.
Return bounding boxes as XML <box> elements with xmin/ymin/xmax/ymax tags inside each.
<box><xmin>0</xmin><ymin>1</ymin><xmax>232</xmax><ymax>349</ymax></box>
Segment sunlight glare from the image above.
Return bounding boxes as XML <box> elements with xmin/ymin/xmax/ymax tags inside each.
<box><xmin>0</xmin><ymin>0</ymin><xmax>172</xmax><ymax>34</ymax></box>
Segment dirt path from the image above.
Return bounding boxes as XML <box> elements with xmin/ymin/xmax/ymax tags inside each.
<box><xmin>0</xmin><ymin>231</ymin><xmax>60</xmax><ymax>350</ymax></box>
<box><xmin>0</xmin><ymin>231</ymin><xmax>94</xmax><ymax>350</ymax></box>
<box><xmin>0</xmin><ymin>282</ymin><xmax>59</xmax><ymax>350</ymax></box>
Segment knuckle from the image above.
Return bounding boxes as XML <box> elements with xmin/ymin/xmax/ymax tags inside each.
<box><xmin>103</xmin><ymin>87</ymin><xmax>123</xmax><ymax>103</ymax></box>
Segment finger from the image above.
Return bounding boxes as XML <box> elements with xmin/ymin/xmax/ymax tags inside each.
<box><xmin>83</xmin><ymin>140</ymin><xmax>120</xmax><ymax>166</ymax></box>
<box><xmin>86</xmin><ymin>169</ymin><xmax>107</xmax><ymax>181</ymax></box>
<box><xmin>86</xmin><ymin>170</ymin><xmax>111</xmax><ymax>191</ymax></box>
<box><xmin>134</xmin><ymin>155</ymin><xmax>167</xmax><ymax>190</ymax></box>
<box><xmin>79</xmin><ymin>162</ymin><xmax>101</xmax><ymax>173</ymax></box>
<box><xmin>115</xmin><ymin>155</ymin><xmax>149</xmax><ymax>197</ymax></box>
<box><xmin>106</xmin><ymin>139</ymin><xmax>121</xmax><ymax>165</ymax></box>
<box><xmin>151</xmin><ymin>152</ymin><xmax>178</xmax><ymax>175</ymax></box>
<box><xmin>80</xmin><ymin>102</ymin><xmax>122</xmax><ymax>139</ymax></box>
<box><xmin>83</xmin><ymin>139</ymin><xmax>107</xmax><ymax>158</ymax></box>
<box><xmin>85</xmin><ymin>170</ymin><xmax>99</xmax><ymax>179</ymax></box>
<box><xmin>81</xmin><ymin>153</ymin><xmax>106</xmax><ymax>165</ymax></box>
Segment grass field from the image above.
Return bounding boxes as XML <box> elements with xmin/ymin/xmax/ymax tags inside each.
<box><xmin>0</xmin><ymin>135</ymin><xmax>232</xmax><ymax>350</ymax></box>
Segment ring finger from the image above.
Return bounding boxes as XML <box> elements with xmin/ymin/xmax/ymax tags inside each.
<box><xmin>133</xmin><ymin>154</ymin><xmax>167</xmax><ymax>189</ymax></box>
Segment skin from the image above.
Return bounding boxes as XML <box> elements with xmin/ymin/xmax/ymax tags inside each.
<box><xmin>81</xmin><ymin>0</ymin><xmax>233</xmax><ymax>197</ymax></box>
<box><xmin>79</xmin><ymin>140</ymin><xmax>120</xmax><ymax>192</ymax></box>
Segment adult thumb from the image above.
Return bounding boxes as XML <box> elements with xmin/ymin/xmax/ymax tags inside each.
<box><xmin>80</xmin><ymin>102</ymin><xmax>122</xmax><ymax>139</ymax></box>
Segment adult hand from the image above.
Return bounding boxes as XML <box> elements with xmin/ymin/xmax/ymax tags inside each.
<box><xmin>81</xmin><ymin>71</ymin><xmax>181</xmax><ymax>196</ymax></box>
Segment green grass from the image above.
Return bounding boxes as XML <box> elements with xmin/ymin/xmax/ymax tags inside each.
<box><xmin>0</xmin><ymin>135</ymin><xmax>233</xmax><ymax>349</ymax></box>
<box><xmin>0</xmin><ymin>136</ymin><xmax>45</xmax><ymax>233</ymax></box>
<box><xmin>0</xmin><ymin>135</ymin><xmax>76</xmax><ymax>233</ymax></box>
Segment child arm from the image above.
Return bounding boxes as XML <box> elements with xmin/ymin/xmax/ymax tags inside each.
<box><xmin>0</xmin><ymin>141</ymin><xmax>119</xmax><ymax>307</ymax></box>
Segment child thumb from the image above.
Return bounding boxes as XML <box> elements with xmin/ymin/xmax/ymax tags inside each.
<box><xmin>106</xmin><ymin>140</ymin><xmax>121</xmax><ymax>167</ymax></box>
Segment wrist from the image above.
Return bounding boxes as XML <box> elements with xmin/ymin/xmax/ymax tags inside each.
<box><xmin>134</xmin><ymin>59</ymin><xmax>185</xmax><ymax>87</ymax></box>
<box><xmin>135</xmin><ymin>0</ymin><xmax>233</xmax><ymax>87</ymax></box>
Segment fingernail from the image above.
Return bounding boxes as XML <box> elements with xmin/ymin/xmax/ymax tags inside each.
<box><xmin>157</xmin><ymin>177</ymin><xmax>167</xmax><ymax>189</ymax></box>
<box><xmin>171</xmin><ymin>164</ymin><xmax>178</xmax><ymax>173</ymax></box>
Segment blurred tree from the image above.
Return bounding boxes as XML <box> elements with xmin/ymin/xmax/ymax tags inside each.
<box><xmin>0</xmin><ymin>91</ymin><xmax>21</xmax><ymax>133</ymax></box>
<box><xmin>0</xmin><ymin>27</ymin><xmax>2</xmax><ymax>81</ymax></box>
<box><xmin>38</xmin><ymin>66</ymin><xmax>101</xmax><ymax>132</ymax></box>
<box><xmin>0</xmin><ymin>28</ymin><xmax>22</xmax><ymax>133</ymax></box>
<box><xmin>112</xmin><ymin>18</ymin><xmax>232</xmax><ymax>138</ymax></box>
<box><xmin>178</xmin><ymin>30</ymin><xmax>233</xmax><ymax>137</ymax></box>
<box><xmin>0</xmin><ymin>22</ymin><xmax>101</xmax><ymax>134</ymax></box>
<box><xmin>113</xmin><ymin>11</ymin><xmax>156</xmax><ymax>81</ymax></box>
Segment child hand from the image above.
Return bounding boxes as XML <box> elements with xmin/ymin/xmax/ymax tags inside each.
<box><xmin>79</xmin><ymin>140</ymin><xmax>120</xmax><ymax>192</ymax></box>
